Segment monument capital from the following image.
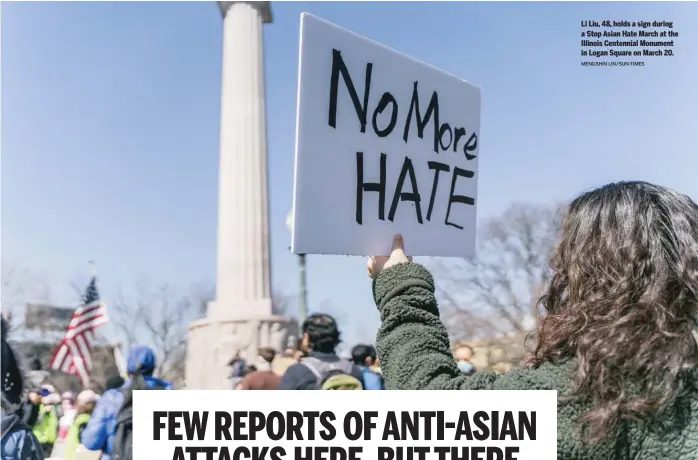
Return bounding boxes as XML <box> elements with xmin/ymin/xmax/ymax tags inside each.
<box><xmin>218</xmin><ymin>1</ymin><xmax>272</xmax><ymax>24</ymax></box>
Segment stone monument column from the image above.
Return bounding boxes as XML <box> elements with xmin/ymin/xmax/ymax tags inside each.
<box><xmin>185</xmin><ymin>1</ymin><xmax>298</xmax><ymax>390</ymax></box>
<box><xmin>212</xmin><ymin>0</ymin><xmax>272</xmax><ymax>319</ymax></box>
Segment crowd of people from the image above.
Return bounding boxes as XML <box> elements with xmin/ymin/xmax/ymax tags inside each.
<box><xmin>3</xmin><ymin>180</ymin><xmax>698</xmax><ymax>459</ymax></box>
<box><xmin>1</xmin><ymin>318</ymin><xmax>175</xmax><ymax>460</ymax></box>
<box><xmin>1</xmin><ymin>308</ymin><xmax>487</xmax><ymax>459</ymax></box>
<box><xmin>229</xmin><ymin>315</ymin><xmax>390</xmax><ymax>391</ymax></box>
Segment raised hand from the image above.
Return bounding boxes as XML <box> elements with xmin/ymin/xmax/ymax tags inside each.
<box><xmin>367</xmin><ymin>234</ymin><xmax>412</xmax><ymax>279</ymax></box>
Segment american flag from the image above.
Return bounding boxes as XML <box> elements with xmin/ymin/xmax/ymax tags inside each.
<box><xmin>50</xmin><ymin>277</ymin><xmax>109</xmax><ymax>386</ymax></box>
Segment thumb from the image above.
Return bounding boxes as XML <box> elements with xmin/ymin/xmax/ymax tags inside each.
<box><xmin>390</xmin><ymin>234</ymin><xmax>405</xmax><ymax>258</ymax></box>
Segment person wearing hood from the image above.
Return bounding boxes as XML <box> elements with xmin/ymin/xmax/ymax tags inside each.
<box><xmin>1</xmin><ymin>316</ymin><xmax>44</xmax><ymax>460</ymax></box>
<box><xmin>81</xmin><ymin>345</ymin><xmax>173</xmax><ymax>460</ymax></box>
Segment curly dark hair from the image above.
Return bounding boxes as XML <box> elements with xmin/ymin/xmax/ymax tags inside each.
<box><xmin>302</xmin><ymin>313</ymin><xmax>341</xmax><ymax>353</ymax></box>
<box><xmin>526</xmin><ymin>181</ymin><xmax>698</xmax><ymax>442</ymax></box>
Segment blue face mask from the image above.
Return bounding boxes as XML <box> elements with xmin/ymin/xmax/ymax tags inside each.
<box><xmin>457</xmin><ymin>360</ymin><xmax>474</xmax><ymax>374</ymax></box>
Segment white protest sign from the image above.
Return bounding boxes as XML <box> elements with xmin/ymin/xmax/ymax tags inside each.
<box><xmin>135</xmin><ymin>390</ymin><xmax>557</xmax><ymax>460</ymax></box>
<box><xmin>291</xmin><ymin>13</ymin><xmax>481</xmax><ymax>257</ymax></box>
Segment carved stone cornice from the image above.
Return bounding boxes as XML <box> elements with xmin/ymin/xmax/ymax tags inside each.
<box><xmin>217</xmin><ymin>1</ymin><xmax>272</xmax><ymax>23</ymax></box>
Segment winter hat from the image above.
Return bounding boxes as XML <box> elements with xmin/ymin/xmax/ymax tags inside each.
<box><xmin>42</xmin><ymin>392</ymin><xmax>61</xmax><ymax>406</ymax></box>
<box><xmin>1</xmin><ymin>317</ymin><xmax>25</xmax><ymax>413</ymax></box>
<box><xmin>127</xmin><ymin>346</ymin><xmax>157</xmax><ymax>375</ymax></box>
<box><xmin>77</xmin><ymin>389</ymin><xmax>99</xmax><ymax>405</ymax></box>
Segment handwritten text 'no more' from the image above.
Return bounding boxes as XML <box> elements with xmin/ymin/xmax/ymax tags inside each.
<box><xmin>328</xmin><ymin>49</ymin><xmax>479</xmax><ymax>230</ymax></box>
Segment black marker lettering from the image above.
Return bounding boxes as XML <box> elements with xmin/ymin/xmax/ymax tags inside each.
<box><xmin>445</xmin><ymin>167</ymin><xmax>475</xmax><ymax>230</ymax></box>
<box><xmin>453</xmin><ymin>127</ymin><xmax>466</xmax><ymax>152</ymax></box>
<box><xmin>356</xmin><ymin>152</ymin><xmax>386</xmax><ymax>225</ymax></box>
<box><xmin>328</xmin><ymin>49</ymin><xmax>372</xmax><ymax>133</ymax></box>
<box><xmin>372</xmin><ymin>92</ymin><xmax>399</xmax><ymax>137</ymax></box>
<box><xmin>464</xmin><ymin>133</ymin><xmax>478</xmax><ymax>160</ymax></box>
<box><xmin>438</xmin><ymin>123</ymin><xmax>452</xmax><ymax>151</ymax></box>
<box><xmin>426</xmin><ymin>162</ymin><xmax>449</xmax><ymax>221</ymax></box>
<box><xmin>388</xmin><ymin>157</ymin><xmax>423</xmax><ymax>224</ymax></box>
<box><xmin>403</xmin><ymin>81</ymin><xmax>440</xmax><ymax>153</ymax></box>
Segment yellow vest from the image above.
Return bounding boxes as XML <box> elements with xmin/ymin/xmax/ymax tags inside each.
<box><xmin>32</xmin><ymin>405</ymin><xmax>58</xmax><ymax>444</ymax></box>
<box><xmin>64</xmin><ymin>413</ymin><xmax>92</xmax><ymax>460</ymax></box>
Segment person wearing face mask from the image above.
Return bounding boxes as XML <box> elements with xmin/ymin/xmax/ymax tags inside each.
<box><xmin>452</xmin><ymin>343</ymin><xmax>476</xmax><ymax>376</ymax></box>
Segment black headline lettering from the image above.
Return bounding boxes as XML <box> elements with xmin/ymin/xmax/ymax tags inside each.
<box><xmin>171</xmin><ymin>446</ymin><xmax>285</xmax><ymax>460</ymax></box>
<box><xmin>295</xmin><ymin>447</ymin><xmax>363</xmax><ymax>460</ymax></box>
<box><xmin>382</xmin><ymin>411</ymin><xmax>445</xmax><ymax>441</ymax></box>
<box><xmin>343</xmin><ymin>411</ymin><xmax>378</xmax><ymax>440</ymax></box>
<box><xmin>155</xmin><ymin>411</ymin><xmax>336</xmax><ymax>442</ymax></box>
<box><xmin>454</xmin><ymin>411</ymin><xmax>536</xmax><ymax>441</ymax></box>
<box><xmin>379</xmin><ymin>411</ymin><xmax>535</xmax><ymax>441</ymax></box>
<box><xmin>154</xmin><ymin>411</ymin><xmax>208</xmax><ymax>441</ymax></box>
<box><xmin>328</xmin><ymin>49</ymin><xmax>478</xmax><ymax>229</ymax></box>
<box><xmin>379</xmin><ymin>447</ymin><xmax>430</xmax><ymax>460</ymax></box>
<box><xmin>434</xmin><ymin>447</ymin><xmax>519</xmax><ymax>460</ymax></box>
<box><xmin>156</xmin><ymin>410</ymin><xmax>537</xmax><ymax>460</ymax></box>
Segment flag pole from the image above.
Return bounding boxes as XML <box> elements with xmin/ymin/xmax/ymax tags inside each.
<box><xmin>90</xmin><ymin>260</ymin><xmax>128</xmax><ymax>379</ymax></box>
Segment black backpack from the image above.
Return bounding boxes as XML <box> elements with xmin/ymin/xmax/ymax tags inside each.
<box><xmin>112</xmin><ymin>379</ymin><xmax>166</xmax><ymax>460</ymax></box>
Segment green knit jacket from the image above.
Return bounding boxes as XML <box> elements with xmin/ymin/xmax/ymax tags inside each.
<box><xmin>373</xmin><ymin>263</ymin><xmax>698</xmax><ymax>459</ymax></box>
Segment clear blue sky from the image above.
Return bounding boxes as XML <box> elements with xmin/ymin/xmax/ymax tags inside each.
<box><xmin>2</xmin><ymin>2</ymin><xmax>697</xmax><ymax>349</ymax></box>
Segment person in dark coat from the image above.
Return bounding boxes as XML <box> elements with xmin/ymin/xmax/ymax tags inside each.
<box><xmin>279</xmin><ymin>314</ymin><xmax>363</xmax><ymax>390</ymax></box>
<box><xmin>368</xmin><ymin>182</ymin><xmax>698</xmax><ymax>459</ymax></box>
<box><xmin>1</xmin><ymin>316</ymin><xmax>44</xmax><ymax>459</ymax></box>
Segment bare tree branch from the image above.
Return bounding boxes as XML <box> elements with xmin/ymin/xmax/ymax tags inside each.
<box><xmin>1</xmin><ymin>260</ymin><xmax>53</xmax><ymax>338</ymax></box>
<box><xmin>428</xmin><ymin>202</ymin><xmax>563</xmax><ymax>342</ymax></box>
<box><xmin>107</xmin><ymin>281</ymin><xmax>213</xmax><ymax>387</ymax></box>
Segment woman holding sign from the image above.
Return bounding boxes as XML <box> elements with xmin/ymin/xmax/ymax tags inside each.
<box><xmin>368</xmin><ymin>181</ymin><xmax>698</xmax><ymax>458</ymax></box>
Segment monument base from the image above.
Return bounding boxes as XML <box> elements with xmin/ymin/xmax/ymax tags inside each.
<box><xmin>185</xmin><ymin>314</ymin><xmax>298</xmax><ymax>389</ymax></box>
